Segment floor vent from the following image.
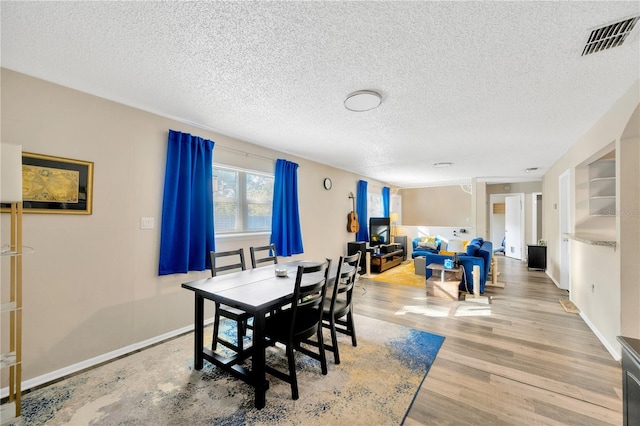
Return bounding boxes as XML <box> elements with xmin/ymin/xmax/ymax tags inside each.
<box><xmin>582</xmin><ymin>16</ymin><xmax>639</xmax><ymax>56</ymax></box>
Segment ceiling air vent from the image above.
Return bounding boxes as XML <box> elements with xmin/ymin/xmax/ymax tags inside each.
<box><xmin>582</xmin><ymin>16</ymin><xmax>639</xmax><ymax>56</ymax></box>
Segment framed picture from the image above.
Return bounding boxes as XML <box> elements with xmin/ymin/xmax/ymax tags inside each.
<box><xmin>1</xmin><ymin>152</ymin><xmax>94</xmax><ymax>214</ymax></box>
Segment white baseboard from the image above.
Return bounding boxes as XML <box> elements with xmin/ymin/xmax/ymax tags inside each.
<box><xmin>546</xmin><ymin>270</ymin><xmax>561</xmax><ymax>288</ymax></box>
<box><xmin>1</xmin><ymin>318</ymin><xmax>214</xmax><ymax>399</ymax></box>
<box><xmin>578</xmin><ymin>311</ymin><xmax>621</xmax><ymax>361</ymax></box>
<box><xmin>545</xmin><ymin>272</ymin><xmax>620</xmax><ymax>361</ymax></box>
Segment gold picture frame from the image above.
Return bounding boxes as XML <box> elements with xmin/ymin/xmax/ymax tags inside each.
<box><xmin>1</xmin><ymin>152</ymin><xmax>93</xmax><ymax>214</ymax></box>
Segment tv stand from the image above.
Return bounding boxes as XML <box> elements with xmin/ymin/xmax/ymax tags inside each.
<box><xmin>371</xmin><ymin>249</ymin><xmax>403</xmax><ymax>273</ymax></box>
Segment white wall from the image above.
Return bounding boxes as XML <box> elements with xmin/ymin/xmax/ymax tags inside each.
<box><xmin>542</xmin><ymin>80</ymin><xmax>639</xmax><ymax>357</ymax></box>
<box><xmin>401</xmin><ymin>185</ymin><xmax>472</xmax><ymax>227</ymax></box>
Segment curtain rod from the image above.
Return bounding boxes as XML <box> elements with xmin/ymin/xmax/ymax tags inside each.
<box><xmin>215</xmin><ymin>144</ymin><xmax>276</xmax><ymax>162</ymax></box>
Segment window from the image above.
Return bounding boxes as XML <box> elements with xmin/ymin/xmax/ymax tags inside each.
<box><xmin>368</xmin><ymin>192</ymin><xmax>383</xmax><ymax>219</ymax></box>
<box><xmin>213</xmin><ymin>165</ymin><xmax>274</xmax><ymax>234</ymax></box>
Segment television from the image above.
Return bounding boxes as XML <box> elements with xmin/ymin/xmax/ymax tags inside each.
<box><xmin>369</xmin><ymin>217</ymin><xmax>390</xmax><ymax>246</ymax></box>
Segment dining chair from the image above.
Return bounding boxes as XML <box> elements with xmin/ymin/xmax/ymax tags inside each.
<box><xmin>210</xmin><ymin>248</ymin><xmax>251</xmax><ymax>353</ymax></box>
<box><xmin>263</xmin><ymin>259</ymin><xmax>332</xmax><ymax>400</ymax></box>
<box><xmin>249</xmin><ymin>243</ymin><xmax>278</xmax><ymax>268</ymax></box>
<box><xmin>322</xmin><ymin>251</ymin><xmax>361</xmax><ymax>364</ymax></box>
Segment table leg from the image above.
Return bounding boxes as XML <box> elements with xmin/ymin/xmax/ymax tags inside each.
<box><xmin>194</xmin><ymin>294</ymin><xmax>204</xmax><ymax>370</ymax></box>
<box><xmin>252</xmin><ymin>313</ymin><xmax>268</xmax><ymax>409</ymax></box>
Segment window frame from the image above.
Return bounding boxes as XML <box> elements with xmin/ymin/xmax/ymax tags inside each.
<box><xmin>213</xmin><ymin>163</ymin><xmax>274</xmax><ymax>236</ymax></box>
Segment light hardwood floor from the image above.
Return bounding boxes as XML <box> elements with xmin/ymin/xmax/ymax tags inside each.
<box><xmin>353</xmin><ymin>255</ymin><xmax>622</xmax><ymax>425</ymax></box>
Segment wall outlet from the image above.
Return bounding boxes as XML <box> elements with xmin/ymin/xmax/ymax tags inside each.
<box><xmin>141</xmin><ymin>217</ymin><xmax>155</xmax><ymax>229</ymax></box>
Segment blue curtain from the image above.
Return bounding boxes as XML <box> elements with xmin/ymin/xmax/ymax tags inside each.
<box><xmin>270</xmin><ymin>159</ymin><xmax>304</xmax><ymax>256</ymax></box>
<box><xmin>158</xmin><ymin>130</ymin><xmax>215</xmax><ymax>275</ymax></box>
<box><xmin>356</xmin><ymin>180</ymin><xmax>369</xmax><ymax>242</ymax></box>
<box><xmin>382</xmin><ymin>186</ymin><xmax>390</xmax><ymax>217</ymax></box>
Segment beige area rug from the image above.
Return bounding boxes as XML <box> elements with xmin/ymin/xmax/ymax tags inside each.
<box><xmin>14</xmin><ymin>315</ymin><xmax>444</xmax><ymax>425</ymax></box>
<box><xmin>371</xmin><ymin>261</ymin><xmax>426</xmax><ymax>288</ymax></box>
<box><xmin>560</xmin><ymin>298</ymin><xmax>580</xmax><ymax>314</ymax></box>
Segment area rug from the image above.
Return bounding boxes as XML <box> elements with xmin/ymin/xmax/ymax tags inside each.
<box><xmin>14</xmin><ymin>315</ymin><xmax>444</xmax><ymax>425</ymax></box>
<box><xmin>371</xmin><ymin>261</ymin><xmax>426</xmax><ymax>288</ymax></box>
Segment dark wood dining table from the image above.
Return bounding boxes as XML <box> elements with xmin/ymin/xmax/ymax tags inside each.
<box><xmin>181</xmin><ymin>260</ymin><xmax>347</xmax><ymax>409</ymax></box>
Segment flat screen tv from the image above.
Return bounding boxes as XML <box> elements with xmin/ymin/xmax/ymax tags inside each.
<box><xmin>369</xmin><ymin>217</ymin><xmax>390</xmax><ymax>246</ymax></box>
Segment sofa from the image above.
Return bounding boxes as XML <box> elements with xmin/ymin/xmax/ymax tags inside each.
<box><xmin>411</xmin><ymin>236</ymin><xmax>443</xmax><ymax>258</ymax></box>
<box><xmin>423</xmin><ymin>238</ymin><xmax>493</xmax><ymax>294</ymax></box>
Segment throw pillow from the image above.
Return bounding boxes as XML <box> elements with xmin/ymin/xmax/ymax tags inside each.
<box><xmin>417</xmin><ymin>239</ymin><xmax>438</xmax><ymax>250</ymax></box>
<box><xmin>466</xmin><ymin>243</ymin><xmax>480</xmax><ymax>256</ymax></box>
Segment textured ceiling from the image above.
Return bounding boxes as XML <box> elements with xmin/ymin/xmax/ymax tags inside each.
<box><xmin>2</xmin><ymin>1</ymin><xmax>639</xmax><ymax>187</ymax></box>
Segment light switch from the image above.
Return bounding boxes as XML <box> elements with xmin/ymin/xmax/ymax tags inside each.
<box><xmin>141</xmin><ymin>217</ymin><xmax>155</xmax><ymax>229</ymax></box>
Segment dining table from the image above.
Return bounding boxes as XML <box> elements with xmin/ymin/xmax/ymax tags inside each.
<box><xmin>181</xmin><ymin>260</ymin><xmax>349</xmax><ymax>409</ymax></box>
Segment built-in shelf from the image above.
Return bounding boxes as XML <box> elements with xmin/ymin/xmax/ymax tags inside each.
<box><xmin>589</xmin><ymin>158</ymin><xmax>616</xmax><ymax>216</ymax></box>
<box><xmin>564</xmin><ymin>233</ymin><xmax>617</xmax><ymax>249</ymax></box>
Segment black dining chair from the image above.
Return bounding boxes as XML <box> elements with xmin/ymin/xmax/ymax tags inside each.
<box><xmin>263</xmin><ymin>259</ymin><xmax>332</xmax><ymax>400</ymax></box>
<box><xmin>322</xmin><ymin>251</ymin><xmax>360</xmax><ymax>364</ymax></box>
<box><xmin>250</xmin><ymin>243</ymin><xmax>278</xmax><ymax>268</ymax></box>
<box><xmin>210</xmin><ymin>248</ymin><xmax>251</xmax><ymax>353</ymax></box>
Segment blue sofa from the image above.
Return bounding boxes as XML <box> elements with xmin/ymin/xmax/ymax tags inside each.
<box><xmin>411</xmin><ymin>237</ymin><xmax>442</xmax><ymax>258</ymax></box>
<box><xmin>424</xmin><ymin>238</ymin><xmax>493</xmax><ymax>294</ymax></box>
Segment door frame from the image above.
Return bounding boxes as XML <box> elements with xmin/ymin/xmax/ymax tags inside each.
<box><xmin>504</xmin><ymin>193</ymin><xmax>525</xmax><ymax>260</ymax></box>
<box><xmin>531</xmin><ymin>192</ymin><xmax>542</xmax><ymax>244</ymax></box>
<box><xmin>558</xmin><ymin>170</ymin><xmax>571</xmax><ymax>291</ymax></box>
<box><xmin>489</xmin><ymin>194</ymin><xmax>507</xmax><ymax>249</ymax></box>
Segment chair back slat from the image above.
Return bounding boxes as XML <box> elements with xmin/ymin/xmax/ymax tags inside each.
<box><xmin>210</xmin><ymin>248</ymin><xmax>246</xmax><ymax>277</ymax></box>
<box><xmin>289</xmin><ymin>259</ymin><xmax>331</xmax><ymax>338</ymax></box>
<box><xmin>250</xmin><ymin>244</ymin><xmax>278</xmax><ymax>268</ymax></box>
<box><xmin>328</xmin><ymin>251</ymin><xmax>360</xmax><ymax>316</ymax></box>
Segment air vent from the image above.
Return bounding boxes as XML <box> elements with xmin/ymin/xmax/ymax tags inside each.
<box><xmin>582</xmin><ymin>16</ymin><xmax>639</xmax><ymax>56</ymax></box>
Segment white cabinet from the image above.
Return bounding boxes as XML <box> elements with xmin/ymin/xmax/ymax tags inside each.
<box><xmin>589</xmin><ymin>158</ymin><xmax>616</xmax><ymax>216</ymax></box>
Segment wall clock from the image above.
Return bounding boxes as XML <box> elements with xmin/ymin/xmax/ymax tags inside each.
<box><xmin>323</xmin><ymin>178</ymin><xmax>332</xmax><ymax>190</ymax></box>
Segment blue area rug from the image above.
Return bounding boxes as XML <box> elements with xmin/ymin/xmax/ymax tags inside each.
<box><xmin>13</xmin><ymin>315</ymin><xmax>444</xmax><ymax>425</ymax></box>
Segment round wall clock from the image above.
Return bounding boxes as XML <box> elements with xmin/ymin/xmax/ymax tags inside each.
<box><xmin>323</xmin><ymin>178</ymin><xmax>332</xmax><ymax>190</ymax></box>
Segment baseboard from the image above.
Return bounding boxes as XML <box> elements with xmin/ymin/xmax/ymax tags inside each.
<box><xmin>544</xmin><ymin>272</ymin><xmax>619</xmax><ymax>360</ymax></box>
<box><xmin>546</xmin><ymin>270</ymin><xmax>561</xmax><ymax>288</ymax></box>
<box><xmin>0</xmin><ymin>318</ymin><xmax>214</xmax><ymax>399</ymax></box>
<box><xmin>578</xmin><ymin>310</ymin><xmax>621</xmax><ymax>361</ymax></box>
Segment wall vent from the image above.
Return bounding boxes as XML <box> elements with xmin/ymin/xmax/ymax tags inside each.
<box><xmin>582</xmin><ymin>16</ymin><xmax>639</xmax><ymax>56</ymax></box>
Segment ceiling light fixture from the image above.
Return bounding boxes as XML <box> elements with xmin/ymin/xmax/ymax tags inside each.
<box><xmin>524</xmin><ymin>167</ymin><xmax>538</xmax><ymax>173</ymax></box>
<box><xmin>433</xmin><ymin>162</ymin><xmax>453</xmax><ymax>168</ymax></box>
<box><xmin>344</xmin><ymin>90</ymin><xmax>382</xmax><ymax>112</ymax></box>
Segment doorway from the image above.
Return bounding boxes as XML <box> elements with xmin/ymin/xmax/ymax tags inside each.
<box><xmin>559</xmin><ymin>170</ymin><xmax>571</xmax><ymax>291</ymax></box>
<box><xmin>505</xmin><ymin>194</ymin><xmax>524</xmax><ymax>260</ymax></box>
<box><xmin>489</xmin><ymin>194</ymin><xmax>506</xmax><ymax>248</ymax></box>
<box><xmin>531</xmin><ymin>192</ymin><xmax>543</xmax><ymax>244</ymax></box>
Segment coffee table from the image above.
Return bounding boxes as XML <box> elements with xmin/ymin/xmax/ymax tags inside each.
<box><xmin>426</xmin><ymin>262</ymin><xmax>462</xmax><ymax>300</ymax></box>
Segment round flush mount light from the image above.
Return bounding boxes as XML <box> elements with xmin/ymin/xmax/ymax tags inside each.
<box><xmin>432</xmin><ymin>162</ymin><xmax>453</xmax><ymax>168</ymax></box>
<box><xmin>344</xmin><ymin>90</ymin><xmax>382</xmax><ymax>112</ymax></box>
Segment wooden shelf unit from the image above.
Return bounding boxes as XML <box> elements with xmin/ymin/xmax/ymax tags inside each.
<box><xmin>371</xmin><ymin>249</ymin><xmax>403</xmax><ymax>273</ymax></box>
<box><xmin>1</xmin><ymin>202</ymin><xmax>24</xmax><ymax>424</ymax></box>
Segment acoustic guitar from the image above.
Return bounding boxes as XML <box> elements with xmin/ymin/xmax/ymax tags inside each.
<box><xmin>347</xmin><ymin>193</ymin><xmax>360</xmax><ymax>233</ymax></box>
